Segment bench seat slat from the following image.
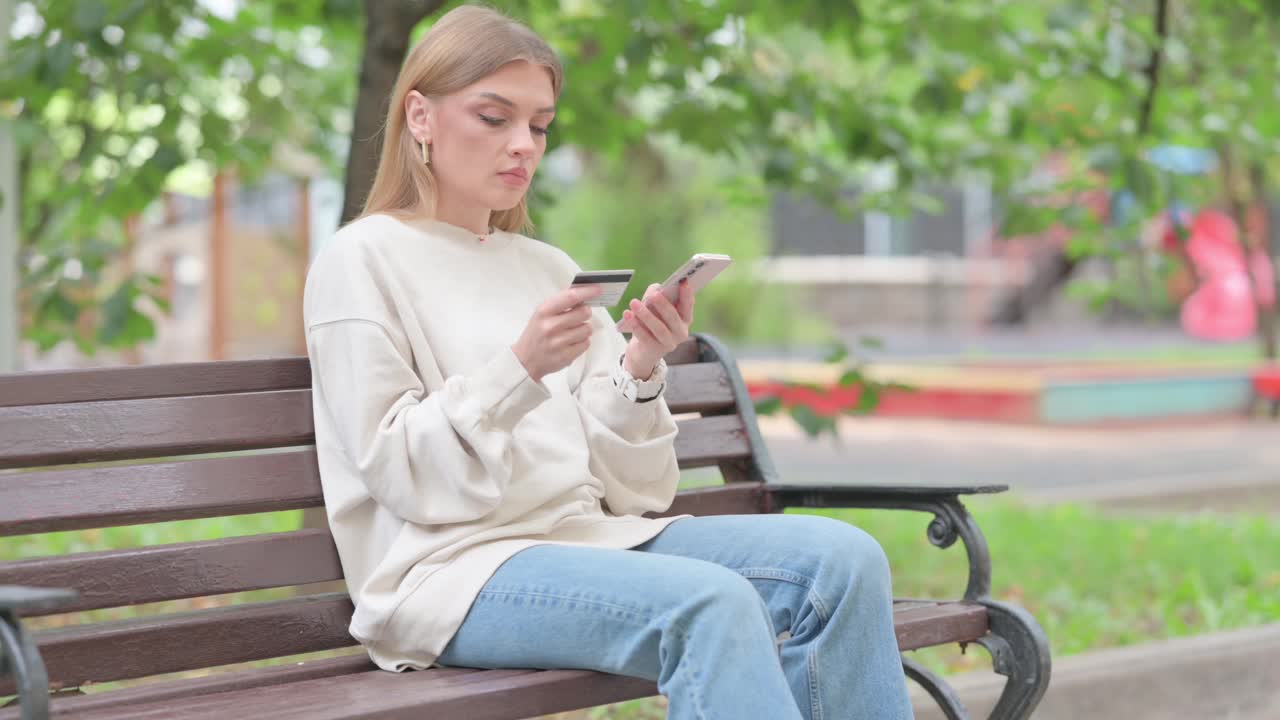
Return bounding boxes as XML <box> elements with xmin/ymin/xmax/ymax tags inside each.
<box><xmin>50</xmin><ymin>668</ymin><xmax>596</xmax><ymax>720</ymax></box>
<box><xmin>893</xmin><ymin>603</ymin><xmax>989</xmax><ymax>650</ymax></box>
<box><xmin>4</xmin><ymin>653</ymin><xmax>379</xmax><ymax>718</ymax></box>
<box><xmin>15</xmin><ymin>602</ymin><xmax>988</xmax><ymax>720</ymax></box>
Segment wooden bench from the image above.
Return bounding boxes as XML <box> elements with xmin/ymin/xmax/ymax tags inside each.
<box><xmin>0</xmin><ymin>333</ymin><xmax>1051</xmax><ymax>720</ymax></box>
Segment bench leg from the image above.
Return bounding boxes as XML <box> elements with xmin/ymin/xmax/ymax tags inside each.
<box><xmin>903</xmin><ymin>656</ymin><xmax>971</xmax><ymax>720</ymax></box>
<box><xmin>976</xmin><ymin>600</ymin><xmax>1052</xmax><ymax>720</ymax></box>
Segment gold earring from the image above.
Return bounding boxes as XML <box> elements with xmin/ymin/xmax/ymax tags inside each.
<box><xmin>421</xmin><ymin>140</ymin><xmax>430</xmax><ymax>165</ymax></box>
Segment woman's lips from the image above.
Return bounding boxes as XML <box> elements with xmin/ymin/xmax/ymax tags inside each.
<box><xmin>499</xmin><ymin>170</ymin><xmax>528</xmax><ymax>187</ymax></box>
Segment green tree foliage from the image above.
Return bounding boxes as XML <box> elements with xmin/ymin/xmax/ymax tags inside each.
<box><xmin>5</xmin><ymin>0</ymin><xmax>1280</xmax><ymax>356</ymax></box>
<box><xmin>1</xmin><ymin>0</ymin><xmax>359</xmax><ymax>353</ymax></box>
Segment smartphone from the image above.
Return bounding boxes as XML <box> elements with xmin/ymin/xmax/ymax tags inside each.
<box><xmin>570</xmin><ymin>269</ymin><xmax>634</xmax><ymax>307</ymax></box>
<box><xmin>616</xmin><ymin>253</ymin><xmax>733</xmax><ymax>332</ymax></box>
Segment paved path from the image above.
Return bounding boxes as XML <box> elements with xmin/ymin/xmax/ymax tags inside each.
<box><xmin>756</xmin><ymin>417</ymin><xmax>1280</xmax><ymax>511</ymax></box>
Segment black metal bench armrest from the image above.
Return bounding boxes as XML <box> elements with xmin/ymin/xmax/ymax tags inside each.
<box><xmin>1</xmin><ymin>586</ymin><xmax>77</xmax><ymax>720</ymax></box>
<box><xmin>765</xmin><ymin>484</ymin><xmax>1006</xmax><ymax>601</ymax></box>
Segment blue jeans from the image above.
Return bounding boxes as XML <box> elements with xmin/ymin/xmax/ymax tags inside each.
<box><xmin>436</xmin><ymin>513</ymin><xmax>914</xmax><ymax>719</ymax></box>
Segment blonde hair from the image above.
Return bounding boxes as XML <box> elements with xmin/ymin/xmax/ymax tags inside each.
<box><xmin>357</xmin><ymin>5</ymin><xmax>563</xmax><ymax>233</ymax></box>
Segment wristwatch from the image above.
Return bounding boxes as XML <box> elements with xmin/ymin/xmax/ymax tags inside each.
<box><xmin>612</xmin><ymin>352</ymin><xmax>667</xmax><ymax>403</ymax></box>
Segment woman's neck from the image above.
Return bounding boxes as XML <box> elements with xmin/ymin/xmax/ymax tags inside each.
<box><xmin>432</xmin><ymin>190</ymin><xmax>491</xmax><ymax>236</ymax></box>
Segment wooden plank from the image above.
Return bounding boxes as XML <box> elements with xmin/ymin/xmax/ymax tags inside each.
<box><xmin>0</xmin><ymin>358</ymin><xmax>311</xmax><ymax>408</ymax></box>
<box><xmin>1</xmin><ymin>530</ymin><xmax>341</xmax><ymax>616</ymax></box>
<box><xmin>891</xmin><ymin>599</ymin><xmax>941</xmax><ymax>612</ymax></box>
<box><xmin>0</xmin><ymin>346</ymin><xmax>715</xmax><ymax>472</ymax></box>
<box><xmin>664</xmin><ymin>338</ymin><xmax>701</xmax><ymax>366</ymax></box>
<box><xmin>673</xmin><ymin>415</ymin><xmax>750</xmax><ymax>468</ymax></box>
<box><xmin>664</xmin><ymin>362</ymin><xmax>735</xmax><ymax>414</ymax></box>
<box><xmin>893</xmin><ymin>602</ymin><xmax>988</xmax><ymax>651</ymax></box>
<box><xmin>0</xmin><ymin>339</ymin><xmax>700</xmax><ymax>411</ymax></box>
<box><xmin>0</xmin><ymin>449</ymin><xmax>320</xmax><ymax>536</ymax></box>
<box><xmin>58</xmin><ymin>667</ymin><xmax>655</xmax><ymax>720</ymax></box>
<box><xmin>656</xmin><ymin>483</ymin><xmax>764</xmax><ymax>518</ymax></box>
<box><xmin>0</xmin><ymin>594</ymin><xmax>357</xmax><ymax>695</ymax></box>
<box><xmin>1</xmin><ymin>654</ymin><xmax>379</xmax><ymax>719</ymax></box>
<box><xmin>1</xmin><ymin>427</ymin><xmax>755</xmax><ymax>536</ymax></box>
<box><xmin>0</xmin><ymin>390</ymin><xmax>314</xmax><ymax>470</ymax></box>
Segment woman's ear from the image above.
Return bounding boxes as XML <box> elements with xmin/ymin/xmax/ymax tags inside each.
<box><xmin>404</xmin><ymin>90</ymin><xmax>432</xmax><ymax>145</ymax></box>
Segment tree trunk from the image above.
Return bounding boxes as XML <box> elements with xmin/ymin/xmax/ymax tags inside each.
<box><xmin>0</xmin><ymin>0</ymin><xmax>19</xmax><ymax>372</ymax></box>
<box><xmin>986</xmin><ymin>250</ymin><xmax>1078</xmax><ymax>325</ymax></box>
<box><xmin>339</xmin><ymin>0</ymin><xmax>448</xmax><ymax>225</ymax></box>
<box><xmin>989</xmin><ymin>0</ymin><xmax>1169</xmax><ymax>326</ymax></box>
<box><xmin>1218</xmin><ymin>145</ymin><xmax>1277</xmax><ymax>360</ymax></box>
<box><xmin>1249</xmin><ymin>162</ymin><xmax>1277</xmax><ymax>360</ymax></box>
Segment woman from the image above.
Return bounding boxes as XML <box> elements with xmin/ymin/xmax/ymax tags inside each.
<box><xmin>303</xmin><ymin>5</ymin><xmax>913</xmax><ymax>718</ymax></box>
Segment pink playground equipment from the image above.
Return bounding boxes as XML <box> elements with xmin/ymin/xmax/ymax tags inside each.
<box><xmin>1158</xmin><ymin>208</ymin><xmax>1276</xmax><ymax>341</ymax></box>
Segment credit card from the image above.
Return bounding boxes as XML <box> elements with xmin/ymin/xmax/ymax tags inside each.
<box><xmin>571</xmin><ymin>270</ymin><xmax>634</xmax><ymax>307</ymax></box>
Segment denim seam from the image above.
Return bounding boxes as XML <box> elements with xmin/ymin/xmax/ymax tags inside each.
<box><xmin>735</xmin><ymin>567</ymin><xmax>815</xmax><ymax>588</ymax></box>
<box><xmin>808</xmin><ymin>645</ymin><xmax>823</xmax><ymax>720</ymax></box>
<box><xmin>735</xmin><ymin>567</ymin><xmax>832</xmax><ymax>720</ymax></box>
<box><xmin>476</xmin><ymin>588</ymin><xmax>655</xmax><ymax>621</ymax></box>
<box><xmin>735</xmin><ymin>568</ymin><xmax>834</xmax><ymax>626</ymax></box>
<box><xmin>664</xmin><ymin>621</ymin><xmax>711</xmax><ymax>720</ymax></box>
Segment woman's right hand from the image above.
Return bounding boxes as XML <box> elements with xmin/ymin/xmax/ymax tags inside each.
<box><xmin>511</xmin><ymin>285</ymin><xmax>604</xmax><ymax>383</ymax></box>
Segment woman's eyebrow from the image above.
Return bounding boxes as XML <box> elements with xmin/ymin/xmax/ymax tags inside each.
<box><xmin>475</xmin><ymin>91</ymin><xmax>556</xmax><ymax>115</ymax></box>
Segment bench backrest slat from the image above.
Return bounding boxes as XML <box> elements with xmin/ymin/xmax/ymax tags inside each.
<box><xmin>0</xmin><ymin>390</ymin><xmax>315</xmax><ymax>469</ymax></box>
<box><xmin>671</xmin><ymin>415</ymin><xmax>751</xmax><ymax>467</ymax></box>
<box><xmin>0</xmin><ymin>594</ymin><xmax>356</xmax><ymax>695</ymax></box>
<box><xmin>0</xmin><ymin>530</ymin><xmax>341</xmax><ymax>616</ymax></box>
<box><xmin>0</xmin><ymin>413</ymin><xmax>748</xmax><ymax>537</ymax></box>
<box><xmin>0</xmin><ymin>364</ymin><xmax>732</xmax><ymax>471</ymax></box>
<box><xmin>0</xmin><ymin>450</ymin><xmax>321</xmax><ymax>536</ymax></box>
<box><xmin>0</xmin><ymin>357</ymin><xmax>312</xmax><ymax>408</ymax></box>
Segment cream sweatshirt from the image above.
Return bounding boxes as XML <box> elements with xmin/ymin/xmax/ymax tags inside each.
<box><xmin>302</xmin><ymin>213</ymin><xmax>687</xmax><ymax>671</ymax></box>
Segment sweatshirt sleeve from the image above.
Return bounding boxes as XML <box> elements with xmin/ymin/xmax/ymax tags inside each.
<box><xmin>572</xmin><ymin>306</ymin><xmax>681</xmax><ymax>517</ymax></box>
<box><xmin>307</xmin><ymin>318</ymin><xmax>551</xmax><ymax>526</ymax></box>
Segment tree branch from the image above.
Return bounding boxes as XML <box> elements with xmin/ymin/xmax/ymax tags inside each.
<box><xmin>1136</xmin><ymin>0</ymin><xmax>1169</xmax><ymax>136</ymax></box>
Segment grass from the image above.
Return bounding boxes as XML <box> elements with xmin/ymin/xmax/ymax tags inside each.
<box><xmin>6</xmin><ymin>494</ymin><xmax>1279</xmax><ymax>717</ymax></box>
<box><xmin>832</xmin><ymin>497</ymin><xmax>1280</xmax><ymax>667</ymax></box>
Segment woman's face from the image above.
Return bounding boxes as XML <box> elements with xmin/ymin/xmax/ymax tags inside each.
<box><xmin>409</xmin><ymin>60</ymin><xmax>556</xmax><ymax>216</ymax></box>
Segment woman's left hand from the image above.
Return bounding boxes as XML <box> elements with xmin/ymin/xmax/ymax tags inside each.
<box><xmin>622</xmin><ymin>279</ymin><xmax>695</xmax><ymax>379</ymax></box>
